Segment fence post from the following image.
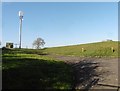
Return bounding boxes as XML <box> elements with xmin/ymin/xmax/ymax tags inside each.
<box><xmin>111</xmin><ymin>47</ymin><xmax>115</xmax><ymax>52</ymax></box>
<box><xmin>82</xmin><ymin>48</ymin><xmax>85</xmax><ymax>52</ymax></box>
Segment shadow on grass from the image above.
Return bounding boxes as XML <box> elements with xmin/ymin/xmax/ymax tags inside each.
<box><xmin>2</xmin><ymin>49</ymin><xmax>101</xmax><ymax>90</ymax></box>
<box><xmin>3</xmin><ymin>57</ymin><xmax>73</xmax><ymax>89</ymax></box>
<box><xmin>3</xmin><ymin>58</ymin><xmax>101</xmax><ymax>90</ymax></box>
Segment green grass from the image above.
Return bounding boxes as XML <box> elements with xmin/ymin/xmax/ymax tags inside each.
<box><xmin>43</xmin><ymin>41</ymin><xmax>119</xmax><ymax>57</ymax></box>
<box><xmin>2</xmin><ymin>49</ymin><xmax>73</xmax><ymax>89</ymax></box>
<box><xmin>2</xmin><ymin>41</ymin><xmax>119</xmax><ymax>89</ymax></box>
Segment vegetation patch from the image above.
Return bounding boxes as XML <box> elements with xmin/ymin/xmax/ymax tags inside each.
<box><xmin>43</xmin><ymin>41</ymin><xmax>118</xmax><ymax>57</ymax></box>
<box><xmin>2</xmin><ymin>49</ymin><xmax>73</xmax><ymax>89</ymax></box>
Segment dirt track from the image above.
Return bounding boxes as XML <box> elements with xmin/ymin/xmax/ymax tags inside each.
<box><xmin>47</xmin><ymin>55</ymin><xmax>119</xmax><ymax>90</ymax></box>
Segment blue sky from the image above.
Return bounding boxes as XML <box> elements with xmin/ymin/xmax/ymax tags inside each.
<box><xmin>2</xmin><ymin>2</ymin><xmax>118</xmax><ymax>48</ymax></box>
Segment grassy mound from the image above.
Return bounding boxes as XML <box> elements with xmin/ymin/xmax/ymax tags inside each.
<box><xmin>43</xmin><ymin>41</ymin><xmax>119</xmax><ymax>57</ymax></box>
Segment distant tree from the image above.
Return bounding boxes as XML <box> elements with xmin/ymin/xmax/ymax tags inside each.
<box><xmin>32</xmin><ymin>37</ymin><xmax>45</xmax><ymax>49</ymax></box>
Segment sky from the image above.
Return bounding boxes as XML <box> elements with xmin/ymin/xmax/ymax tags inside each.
<box><xmin>2</xmin><ymin>2</ymin><xmax>118</xmax><ymax>48</ymax></box>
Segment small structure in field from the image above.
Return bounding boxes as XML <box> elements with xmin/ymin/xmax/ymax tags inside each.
<box><xmin>111</xmin><ymin>47</ymin><xmax>115</xmax><ymax>52</ymax></box>
<box><xmin>6</xmin><ymin>42</ymin><xmax>13</xmax><ymax>48</ymax></box>
<box><xmin>82</xmin><ymin>48</ymin><xmax>86</xmax><ymax>52</ymax></box>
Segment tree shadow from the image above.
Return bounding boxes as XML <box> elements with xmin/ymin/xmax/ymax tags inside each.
<box><xmin>2</xmin><ymin>49</ymin><xmax>102</xmax><ymax>90</ymax></box>
<box><xmin>71</xmin><ymin>59</ymin><xmax>100</xmax><ymax>90</ymax></box>
<box><xmin>2</xmin><ymin>57</ymin><xmax>73</xmax><ymax>89</ymax></box>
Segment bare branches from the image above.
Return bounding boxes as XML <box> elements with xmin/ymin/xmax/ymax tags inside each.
<box><xmin>32</xmin><ymin>38</ymin><xmax>45</xmax><ymax>49</ymax></box>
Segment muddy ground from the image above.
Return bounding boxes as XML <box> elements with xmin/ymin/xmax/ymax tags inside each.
<box><xmin>47</xmin><ymin>55</ymin><xmax>119</xmax><ymax>91</ymax></box>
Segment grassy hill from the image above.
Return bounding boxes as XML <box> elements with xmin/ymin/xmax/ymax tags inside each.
<box><xmin>43</xmin><ymin>41</ymin><xmax>119</xmax><ymax>57</ymax></box>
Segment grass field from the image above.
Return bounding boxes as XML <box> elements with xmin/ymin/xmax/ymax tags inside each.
<box><xmin>2</xmin><ymin>41</ymin><xmax>119</xmax><ymax>89</ymax></box>
<box><xmin>2</xmin><ymin>49</ymin><xmax>73</xmax><ymax>89</ymax></box>
<box><xmin>43</xmin><ymin>41</ymin><xmax>119</xmax><ymax>57</ymax></box>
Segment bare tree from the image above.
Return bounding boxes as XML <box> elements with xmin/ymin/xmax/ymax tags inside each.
<box><xmin>32</xmin><ymin>37</ymin><xmax>45</xmax><ymax>49</ymax></box>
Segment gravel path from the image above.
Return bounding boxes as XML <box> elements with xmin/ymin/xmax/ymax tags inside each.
<box><xmin>47</xmin><ymin>54</ymin><xmax>119</xmax><ymax>90</ymax></box>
